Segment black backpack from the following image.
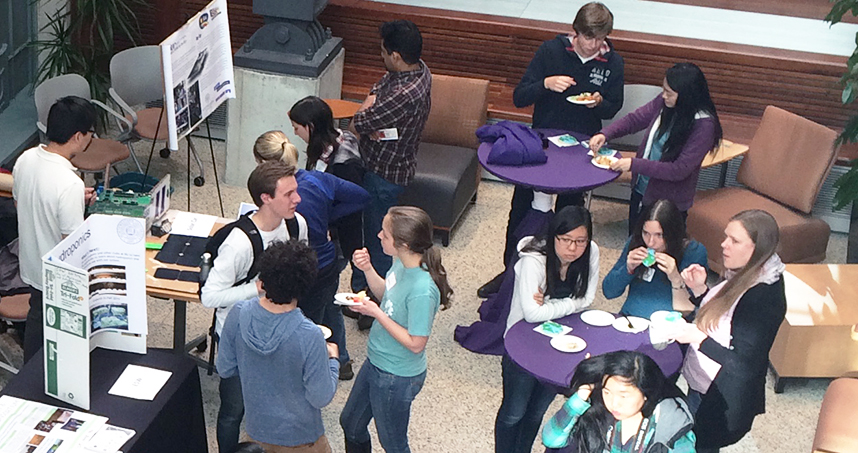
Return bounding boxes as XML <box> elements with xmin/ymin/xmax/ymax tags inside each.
<box><xmin>199</xmin><ymin>212</ymin><xmax>300</xmax><ymax>289</ymax></box>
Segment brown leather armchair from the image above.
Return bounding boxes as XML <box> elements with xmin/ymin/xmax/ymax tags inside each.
<box><xmin>687</xmin><ymin>106</ymin><xmax>839</xmax><ymax>273</ymax></box>
<box><xmin>813</xmin><ymin>377</ymin><xmax>858</xmax><ymax>453</ymax></box>
<box><xmin>399</xmin><ymin>74</ymin><xmax>489</xmax><ymax>245</ymax></box>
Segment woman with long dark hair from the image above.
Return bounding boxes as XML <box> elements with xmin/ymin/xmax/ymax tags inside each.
<box><xmin>289</xmin><ymin>96</ymin><xmax>368</xmax><ymax>299</ymax></box>
<box><xmin>495</xmin><ymin>206</ymin><xmax>600</xmax><ymax>453</ymax></box>
<box><xmin>340</xmin><ymin>206</ymin><xmax>453</xmax><ymax>453</ymax></box>
<box><xmin>542</xmin><ymin>351</ymin><xmax>695</xmax><ymax>452</ymax></box>
<box><xmin>589</xmin><ymin>62</ymin><xmax>722</xmax><ymax>232</ymax></box>
<box><xmin>674</xmin><ymin>209</ymin><xmax>786</xmax><ymax>452</ymax></box>
<box><xmin>603</xmin><ymin>199</ymin><xmax>707</xmax><ymax>318</ymax></box>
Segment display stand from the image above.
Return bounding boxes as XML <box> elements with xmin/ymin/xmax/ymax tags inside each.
<box><xmin>41</xmin><ymin>215</ymin><xmax>148</xmax><ymax>409</ymax></box>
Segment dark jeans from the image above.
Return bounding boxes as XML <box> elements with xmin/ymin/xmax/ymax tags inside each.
<box><xmin>330</xmin><ymin>162</ymin><xmax>366</xmax><ymax>292</ymax></box>
<box><xmin>23</xmin><ymin>286</ymin><xmax>43</xmax><ymax>364</ymax></box>
<box><xmin>628</xmin><ymin>191</ymin><xmax>688</xmax><ymax>236</ymax></box>
<box><xmin>494</xmin><ymin>354</ymin><xmax>557</xmax><ymax>453</ymax></box>
<box><xmin>503</xmin><ymin>186</ymin><xmax>583</xmax><ymax>266</ymax></box>
<box><xmin>358</xmin><ymin>172</ymin><xmax>405</xmax><ymax>286</ymax></box>
<box><xmin>340</xmin><ymin>361</ymin><xmax>426</xmax><ymax>453</ymax></box>
<box><xmin>299</xmin><ymin>261</ymin><xmax>350</xmax><ymax>364</ymax></box>
<box><xmin>686</xmin><ymin>390</ymin><xmax>719</xmax><ymax>453</ymax></box>
<box><xmin>217</xmin><ymin>374</ymin><xmax>244</xmax><ymax>453</ymax></box>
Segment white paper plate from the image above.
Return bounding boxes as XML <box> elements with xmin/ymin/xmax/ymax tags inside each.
<box><xmin>580</xmin><ymin>310</ymin><xmax>615</xmax><ymax>327</ymax></box>
<box><xmin>318</xmin><ymin>325</ymin><xmax>332</xmax><ymax>339</ymax></box>
<box><xmin>334</xmin><ymin>292</ymin><xmax>364</xmax><ymax>306</ymax></box>
<box><xmin>566</xmin><ymin>94</ymin><xmax>597</xmax><ymax>105</ymax></box>
<box><xmin>591</xmin><ymin>155</ymin><xmax>618</xmax><ymax>169</ymax></box>
<box><xmin>612</xmin><ymin>316</ymin><xmax>650</xmax><ymax>333</ymax></box>
<box><xmin>550</xmin><ymin>335</ymin><xmax>587</xmax><ymax>353</ymax></box>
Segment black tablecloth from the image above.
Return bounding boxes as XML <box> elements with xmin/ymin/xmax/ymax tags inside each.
<box><xmin>0</xmin><ymin>348</ymin><xmax>207</xmax><ymax>453</ymax></box>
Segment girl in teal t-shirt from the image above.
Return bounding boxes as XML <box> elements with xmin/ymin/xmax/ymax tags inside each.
<box><xmin>340</xmin><ymin>206</ymin><xmax>453</xmax><ymax>453</ymax></box>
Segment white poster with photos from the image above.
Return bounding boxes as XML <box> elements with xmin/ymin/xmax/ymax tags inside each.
<box><xmin>160</xmin><ymin>0</ymin><xmax>235</xmax><ymax>150</ymax></box>
<box><xmin>0</xmin><ymin>396</ymin><xmax>109</xmax><ymax>453</ymax></box>
<box><xmin>41</xmin><ymin>214</ymin><xmax>148</xmax><ymax>409</ymax></box>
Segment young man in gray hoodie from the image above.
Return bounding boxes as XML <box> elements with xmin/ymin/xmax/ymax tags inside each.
<box><xmin>217</xmin><ymin>240</ymin><xmax>340</xmax><ymax>452</ymax></box>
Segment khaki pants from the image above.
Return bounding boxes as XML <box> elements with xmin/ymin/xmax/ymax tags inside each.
<box><xmin>252</xmin><ymin>435</ymin><xmax>332</xmax><ymax>453</ymax></box>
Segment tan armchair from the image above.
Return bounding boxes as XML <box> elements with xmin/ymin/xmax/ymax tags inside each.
<box><xmin>399</xmin><ymin>74</ymin><xmax>489</xmax><ymax>245</ymax></box>
<box><xmin>813</xmin><ymin>377</ymin><xmax>858</xmax><ymax>453</ymax></box>
<box><xmin>687</xmin><ymin>106</ymin><xmax>839</xmax><ymax>273</ymax></box>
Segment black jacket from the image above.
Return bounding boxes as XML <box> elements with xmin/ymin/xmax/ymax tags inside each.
<box><xmin>513</xmin><ymin>35</ymin><xmax>624</xmax><ymax>135</ymax></box>
<box><xmin>691</xmin><ymin>277</ymin><xmax>786</xmax><ymax>448</ymax></box>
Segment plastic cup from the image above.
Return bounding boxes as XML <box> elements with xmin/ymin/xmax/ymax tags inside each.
<box><xmin>649</xmin><ymin>310</ymin><xmax>685</xmax><ymax>350</ymax></box>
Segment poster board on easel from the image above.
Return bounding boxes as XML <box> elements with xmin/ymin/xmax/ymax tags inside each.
<box><xmin>41</xmin><ymin>215</ymin><xmax>148</xmax><ymax>410</ymax></box>
<box><xmin>160</xmin><ymin>0</ymin><xmax>235</xmax><ymax>151</ymax></box>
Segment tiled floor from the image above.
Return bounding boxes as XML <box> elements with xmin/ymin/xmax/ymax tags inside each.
<box><xmin>368</xmin><ymin>0</ymin><xmax>858</xmax><ymax>56</ymax></box>
<box><xmin>0</xmin><ymin>135</ymin><xmax>845</xmax><ymax>452</ymax></box>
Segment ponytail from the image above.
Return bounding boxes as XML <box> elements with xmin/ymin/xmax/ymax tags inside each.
<box><xmin>420</xmin><ymin>246</ymin><xmax>453</xmax><ymax>310</ymax></box>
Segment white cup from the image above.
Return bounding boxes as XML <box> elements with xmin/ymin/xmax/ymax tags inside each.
<box><xmin>649</xmin><ymin>310</ymin><xmax>685</xmax><ymax>350</ymax></box>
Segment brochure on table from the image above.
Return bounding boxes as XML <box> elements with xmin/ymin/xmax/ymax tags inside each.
<box><xmin>41</xmin><ymin>214</ymin><xmax>148</xmax><ymax>410</ymax></box>
<box><xmin>160</xmin><ymin>0</ymin><xmax>234</xmax><ymax>150</ymax></box>
<box><xmin>0</xmin><ymin>395</ymin><xmax>134</xmax><ymax>453</ymax></box>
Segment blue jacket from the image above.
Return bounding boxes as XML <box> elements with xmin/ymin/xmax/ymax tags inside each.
<box><xmin>296</xmin><ymin>169</ymin><xmax>369</xmax><ymax>268</ymax></box>
<box><xmin>603</xmin><ymin>239</ymin><xmax>707</xmax><ymax>319</ymax></box>
<box><xmin>217</xmin><ymin>299</ymin><xmax>339</xmax><ymax>446</ymax></box>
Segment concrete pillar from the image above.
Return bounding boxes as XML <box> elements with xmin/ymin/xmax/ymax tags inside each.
<box><xmin>224</xmin><ymin>48</ymin><xmax>344</xmax><ymax>186</ymax></box>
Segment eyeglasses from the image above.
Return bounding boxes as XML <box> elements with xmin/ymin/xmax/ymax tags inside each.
<box><xmin>556</xmin><ymin>236</ymin><xmax>589</xmax><ymax>247</ymax></box>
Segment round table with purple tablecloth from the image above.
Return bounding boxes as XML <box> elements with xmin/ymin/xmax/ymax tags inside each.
<box><xmin>504</xmin><ymin>312</ymin><xmax>683</xmax><ymax>388</ymax></box>
<box><xmin>477</xmin><ymin>129</ymin><xmax>620</xmax><ymax>194</ymax></box>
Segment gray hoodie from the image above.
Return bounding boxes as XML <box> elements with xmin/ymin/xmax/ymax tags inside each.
<box><xmin>217</xmin><ymin>298</ymin><xmax>339</xmax><ymax>446</ymax></box>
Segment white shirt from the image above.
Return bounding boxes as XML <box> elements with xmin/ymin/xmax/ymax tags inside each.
<box><xmin>200</xmin><ymin>213</ymin><xmax>308</xmax><ymax>334</ymax></box>
<box><xmin>505</xmin><ymin>237</ymin><xmax>601</xmax><ymax>335</ymax></box>
<box><xmin>12</xmin><ymin>145</ymin><xmax>85</xmax><ymax>290</ymax></box>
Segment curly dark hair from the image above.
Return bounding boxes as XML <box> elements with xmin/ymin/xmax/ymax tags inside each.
<box><xmin>257</xmin><ymin>240</ymin><xmax>318</xmax><ymax>305</ymax></box>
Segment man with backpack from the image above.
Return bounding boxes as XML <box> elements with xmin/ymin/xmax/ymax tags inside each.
<box><xmin>200</xmin><ymin>160</ymin><xmax>307</xmax><ymax>453</ymax></box>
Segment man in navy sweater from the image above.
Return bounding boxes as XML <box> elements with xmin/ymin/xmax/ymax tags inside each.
<box><xmin>479</xmin><ymin>2</ymin><xmax>625</xmax><ymax>298</ymax></box>
<box><xmin>217</xmin><ymin>240</ymin><xmax>340</xmax><ymax>453</ymax></box>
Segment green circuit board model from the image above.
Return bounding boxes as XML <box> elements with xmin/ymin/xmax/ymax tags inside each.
<box><xmin>87</xmin><ymin>189</ymin><xmax>152</xmax><ymax>218</ymax></box>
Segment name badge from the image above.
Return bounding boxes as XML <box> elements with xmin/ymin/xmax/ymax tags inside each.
<box><xmin>386</xmin><ymin>272</ymin><xmax>397</xmax><ymax>290</ymax></box>
<box><xmin>378</xmin><ymin>128</ymin><xmax>399</xmax><ymax>141</ymax></box>
<box><xmin>641</xmin><ymin>267</ymin><xmax>655</xmax><ymax>282</ymax></box>
<box><xmin>314</xmin><ymin>160</ymin><xmax>328</xmax><ymax>172</ymax></box>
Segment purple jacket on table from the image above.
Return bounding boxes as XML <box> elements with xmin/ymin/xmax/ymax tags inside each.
<box><xmin>599</xmin><ymin>96</ymin><xmax>717</xmax><ymax>211</ymax></box>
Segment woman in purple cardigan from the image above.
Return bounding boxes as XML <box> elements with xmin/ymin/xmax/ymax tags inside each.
<box><xmin>590</xmin><ymin>63</ymin><xmax>722</xmax><ymax>233</ymax></box>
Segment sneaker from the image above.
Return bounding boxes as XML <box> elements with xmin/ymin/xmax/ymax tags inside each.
<box><xmin>339</xmin><ymin>360</ymin><xmax>354</xmax><ymax>380</ymax></box>
<box><xmin>357</xmin><ymin>314</ymin><xmax>374</xmax><ymax>331</ymax></box>
<box><xmin>477</xmin><ymin>272</ymin><xmax>505</xmax><ymax>298</ymax></box>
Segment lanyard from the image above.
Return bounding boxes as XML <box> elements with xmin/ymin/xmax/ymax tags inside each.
<box><xmin>604</xmin><ymin>407</ymin><xmax>658</xmax><ymax>453</ymax></box>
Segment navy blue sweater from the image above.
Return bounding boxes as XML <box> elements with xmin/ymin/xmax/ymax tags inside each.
<box><xmin>513</xmin><ymin>35</ymin><xmax>625</xmax><ymax>135</ymax></box>
<box><xmin>296</xmin><ymin>170</ymin><xmax>370</xmax><ymax>269</ymax></box>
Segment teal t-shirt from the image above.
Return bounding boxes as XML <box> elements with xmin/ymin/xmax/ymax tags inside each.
<box><xmin>367</xmin><ymin>258</ymin><xmax>441</xmax><ymax>377</ymax></box>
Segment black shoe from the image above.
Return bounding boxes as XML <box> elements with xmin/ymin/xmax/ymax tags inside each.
<box><xmin>357</xmin><ymin>314</ymin><xmax>374</xmax><ymax>331</ymax></box>
<box><xmin>342</xmin><ymin>305</ymin><xmax>360</xmax><ymax>319</ymax></box>
<box><xmin>339</xmin><ymin>360</ymin><xmax>354</xmax><ymax>380</ymax></box>
<box><xmin>477</xmin><ymin>272</ymin><xmax>505</xmax><ymax>298</ymax></box>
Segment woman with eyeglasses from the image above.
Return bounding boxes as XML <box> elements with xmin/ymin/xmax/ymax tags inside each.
<box><xmin>589</xmin><ymin>62</ymin><xmax>722</xmax><ymax>233</ymax></box>
<box><xmin>495</xmin><ymin>206</ymin><xmax>600</xmax><ymax>453</ymax></box>
<box><xmin>602</xmin><ymin>199</ymin><xmax>707</xmax><ymax>319</ymax></box>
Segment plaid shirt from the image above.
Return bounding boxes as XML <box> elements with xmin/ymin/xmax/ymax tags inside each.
<box><xmin>353</xmin><ymin>61</ymin><xmax>432</xmax><ymax>186</ymax></box>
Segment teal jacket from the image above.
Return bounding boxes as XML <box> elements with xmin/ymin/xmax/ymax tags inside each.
<box><xmin>543</xmin><ymin>393</ymin><xmax>696</xmax><ymax>452</ymax></box>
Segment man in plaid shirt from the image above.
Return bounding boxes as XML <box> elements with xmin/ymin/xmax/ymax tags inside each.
<box><xmin>350</xmin><ymin>20</ymin><xmax>432</xmax><ymax>315</ymax></box>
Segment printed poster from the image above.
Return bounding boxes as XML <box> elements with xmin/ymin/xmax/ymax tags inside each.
<box><xmin>160</xmin><ymin>0</ymin><xmax>234</xmax><ymax>150</ymax></box>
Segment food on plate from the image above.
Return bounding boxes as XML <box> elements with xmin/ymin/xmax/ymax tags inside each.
<box><xmin>574</xmin><ymin>92</ymin><xmax>595</xmax><ymax>101</ymax></box>
<box><xmin>593</xmin><ymin>155</ymin><xmax>616</xmax><ymax>166</ymax></box>
<box><xmin>347</xmin><ymin>290</ymin><xmax>369</xmax><ymax>303</ymax></box>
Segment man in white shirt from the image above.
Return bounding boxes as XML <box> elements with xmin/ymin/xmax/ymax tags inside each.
<box><xmin>200</xmin><ymin>160</ymin><xmax>306</xmax><ymax>453</ymax></box>
<box><xmin>13</xmin><ymin>96</ymin><xmax>97</xmax><ymax>363</ymax></box>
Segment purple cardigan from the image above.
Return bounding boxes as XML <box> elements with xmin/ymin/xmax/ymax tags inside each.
<box><xmin>600</xmin><ymin>96</ymin><xmax>717</xmax><ymax>211</ymax></box>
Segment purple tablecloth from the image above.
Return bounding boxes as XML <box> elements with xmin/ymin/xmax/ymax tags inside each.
<box><xmin>505</xmin><ymin>312</ymin><xmax>683</xmax><ymax>388</ymax></box>
<box><xmin>478</xmin><ymin>129</ymin><xmax>620</xmax><ymax>194</ymax></box>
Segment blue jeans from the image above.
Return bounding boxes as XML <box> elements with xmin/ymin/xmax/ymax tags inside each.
<box><xmin>354</xmin><ymin>172</ymin><xmax>405</xmax><ymax>289</ymax></box>
<box><xmin>217</xmin><ymin>374</ymin><xmax>244</xmax><ymax>453</ymax></box>
<box><xmin>340</xmin><ymin>361</ymin><xmax>426</xmax><ymax>453</ymax></box>
<box><xmin>495</xmin><ymin>354</ymin><xmax>557</xmax><ymax>453</ymax></box>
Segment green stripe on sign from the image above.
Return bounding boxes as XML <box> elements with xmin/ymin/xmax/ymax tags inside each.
<box><xmin>46</xmin><ymin>339</ymin><xmax>58</xmax><ymax>395</ymax></box>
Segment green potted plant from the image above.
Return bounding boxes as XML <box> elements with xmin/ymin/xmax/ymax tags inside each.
<box><xmin>826</xmin><ymin>0</ymin><xmax>858</xmax><ymax>262</ymax></box>
<box><xmin>32</xmin><ymin>0</ymin><xmax>148</xmax><ymax>113</ymax></box>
